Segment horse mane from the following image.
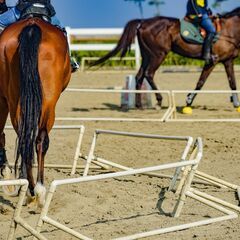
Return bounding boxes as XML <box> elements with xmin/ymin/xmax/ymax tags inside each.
<box><xmin>222</xmin><ymin>7</ymin><xmax>240</xmax><ymax>18</ymax></box>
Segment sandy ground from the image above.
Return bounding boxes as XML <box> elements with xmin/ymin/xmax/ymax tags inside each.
<box><xmin>0</xmin><ymin>70</ymin><xmax>240</xmax><ymax>240</ymax></box>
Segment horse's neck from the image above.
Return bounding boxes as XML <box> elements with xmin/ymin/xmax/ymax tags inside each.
<box><xmin>220</xmin><ymin>17</ymin><xmax>240</xmax><ymax>46</ymax></box>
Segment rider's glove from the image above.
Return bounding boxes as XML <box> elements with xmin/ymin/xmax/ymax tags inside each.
<box><xmin>207</xmin><ymin>8</ymin><xmax>213</xmax><ymax>16</ymax></box>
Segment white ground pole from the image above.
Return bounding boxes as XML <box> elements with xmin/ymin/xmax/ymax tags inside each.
<box><xmin>82</xmin><ymin>129</ymin><xmax>193</xmax><ymax>177</ymax></box>
<box><xmin>66</xmin><ymin>27</ymin><xmax>141</xmax><ymax>70</ymax></box>
<box><xmin>4</xmin><ymin>125</ymin><xmax>96</xmax><ymax>171</ymax></box>
<box><xmin>55</xmin><ymin>88</ymin><xmax>172</xmax><ymax>122</ymax></box>
<box><xmin>32</xmin><ymin>142</ymin><xmax>205</xmax><ymax>240</ymax></box>
<box><xmin>194</xmin><ymin>170</ymin><xmax>240</xmax><ymax>207</ymax></box>
<box><xmin>165</xmin><ymin>90</ymin><xmax>240</xmax><ymax>122</ymax></box>
<box><xmin>0</xmin><ymin>179</ymin><xmax>45</xmax><ymax>240</ymax></box>
<box><xmin>82</xmin><ymin>130</ymin><xmax>240</xmax><ymax>211</ymax></box>
<box><xmin>81</xmin><ymin>130</ymin><xmax>214</xmax><ymax>187</ymax></box>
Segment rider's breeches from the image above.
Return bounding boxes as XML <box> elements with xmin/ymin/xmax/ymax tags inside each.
<box><xmin>0</xmin><ymin>7</ymin><xmax>19</xmax><ymax>26</ymax></box>
<box><xmin>200</xmin><ymin>14</ymin><xmax>216</xmax><ymax>34</ymax></box>
<box><xmin>0</xmin><ymin>7</ymin><xmax>62</xmax><ymax>28</ymax></box>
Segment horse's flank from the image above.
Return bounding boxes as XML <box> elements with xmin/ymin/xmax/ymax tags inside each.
<box><xmin>0</xmin><ymin>17</ymin><xmax>71</xmax><ymax>205</ymax></box>
<box><xmin>0</xmin><ymin>18</ymin><xmax>71</xmax><ymax>131</ymax></box>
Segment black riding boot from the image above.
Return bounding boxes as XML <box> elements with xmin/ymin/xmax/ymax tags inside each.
<box><xmin>202</xmin><ymin>32</ymin><xmax>216</xmax><ymax>64</ymax></box>
<box><xmin>62</xmin><ymin>28</ymin><xmax>79</xmax><ymax>73</ymax></box>
<box><xmin>0</xmin><ymin>2</ymin><xmax>8</xmax><ymax>14</ymax></box>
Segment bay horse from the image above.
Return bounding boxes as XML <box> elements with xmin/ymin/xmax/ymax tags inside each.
<box><xmin>0</xmin><ymin>18</ymin><xmax>71</xmax><ymax>206</ymax></box>
<box><xmin>92</xmin><ymin>7</ymin><xmax>240</xmax><ymax>110</ymax></box>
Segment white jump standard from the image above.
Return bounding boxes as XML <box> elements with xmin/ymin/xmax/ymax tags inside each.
<box><xmin>0</xmin><ymin>179</ymin><xmax>46</xmax><ymax>240</ymax></box>
<box><xmin>30</xmin><ymin>133</ymin><xmax>238</xmax><ymax>240</ymax></box>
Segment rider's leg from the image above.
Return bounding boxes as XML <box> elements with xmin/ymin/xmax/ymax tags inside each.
<box><xmin>0</xmin><ymin>2</ymin><xmax>8</xmax><ymax>14</ymax></box>
<box><xmin>0</xmin><ymin>7</ymin><xmax>20</xmax><ymax>27</ymax></box>
<box><xmin>201</xmin><ymin>14</ymin><xmax>217</xmax><ymax>64</ymax></box>
<box><xmin>51</xmin><ymin>15</ymin><xmax>79</xmax><ymax>72</ymax></box>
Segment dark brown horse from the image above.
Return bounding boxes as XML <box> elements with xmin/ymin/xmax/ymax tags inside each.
<box><xmin>0</xmin><ymin>18</ymin><xmax>71</xmax><ymax>206</ymax></box>
<box><xmin>92</xmin><ymin>7</ymin><xmax>240</xmax><ymax>110</ymax></box>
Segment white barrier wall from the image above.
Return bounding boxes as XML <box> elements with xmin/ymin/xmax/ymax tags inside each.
<box><xmin>65</xmin><ymin>27</ymin><xmax>141</xmax><ymax>70</ymax></box>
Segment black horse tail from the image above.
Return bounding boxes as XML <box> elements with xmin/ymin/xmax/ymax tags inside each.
<box><xmin>90</xmin><ymin>19</ymin><xmax>142</xmax><ymax>67</ymax></box>
<box><xmin>15</xmin><ymin>24</ymin><xmax>42</xmax><ymax>174</ymax></box>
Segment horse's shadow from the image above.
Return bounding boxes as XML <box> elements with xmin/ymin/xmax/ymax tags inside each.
<box><xmin>72</xmin><ymin>103</ymin><xmax>168</xmax><ymax>113</ymax></box>
<box><xmin>81</xmin><ymin>187</ymin><xmax>172</xmax><ymax>229</ymax></box>
<box><xmin>176</xmin><ymin>105</ymin><xmax>219</xmax><ymax>113</ymax></box>
<box><xmin>72</xmin><ymin>103</ymin><xmax>127</xmax><ymax>113</ymax></box>
<box><xmin>156</xmin><ymin>187</ymin><xmax>173</xmax><ymax>217</ymax></box>
<box><xmin>0</xmin><ymin>195</ymin><xmax>15</xmax><ymax>209</ymax></box>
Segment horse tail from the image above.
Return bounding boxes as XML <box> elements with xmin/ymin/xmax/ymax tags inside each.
<box><xmin>90</xmin><ymin>19</ymin><xmax>142</xmax><ymax>66</ymax></box>
<box><xmin>15</xmin><ymin>24</ymin><xmax>42</xmax><ymax>173</ymax></box>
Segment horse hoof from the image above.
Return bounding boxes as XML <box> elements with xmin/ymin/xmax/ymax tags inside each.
<box><xmin>155</xmin><ymin>104</ymin><xmax>161</xmax><ymax>110</ymax></box>
<box><xmin>26</xmin><ymin>195</ymin><xmax>38</xmax><ymax>208</ymax></box>
<box><xmin>236</xmin><ymin>107</ymin><xmax>240</xmax><ymax>113</ymax></box>
<box><xmin>136</xmin><ymin>106</ymin><xmax>143</xmax><ymax>110</ymax></box>
<box><xmin>34</xmin><ymin>183</ymin><xmax>46</xmax><ymax>208</ymax></box>
<box><xmin>182</xmin><ymin>107</ymin><xmax>193</xmax><ymax>115</ymax></box>
<box><xmin>2</xmin><ymin>167</ymin><xmax>19</xmax><ymax>197</ymax></box>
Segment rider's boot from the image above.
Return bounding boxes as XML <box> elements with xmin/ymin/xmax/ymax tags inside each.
<box><xmin>202</xmin><ymin>32</ymin><xmax>217</xmax><ymax>65</ymax></box>
<box><xmin>0</xmin><ymin>23</ymin><xmax>4</xmax><ymax>34</ymax></box>
<box><xmin>62</xmin><ymin>28</ymin><xmax>79</xmax><ymax>73</ymax></box>
<box><xmin>70</xmin><ymin>56</ymin><xmax>79</xmax><ymax>73</ymax></box>
<box><xmin>0</xmin><ymin>2</ymin><xmax>8</xmax><ymax>14</ymax></box>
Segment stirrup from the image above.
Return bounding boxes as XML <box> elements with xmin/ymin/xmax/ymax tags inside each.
<box><xmin>70</xmin><ymin>57</ymin><xmax>79</xmax><ymax>73</ymax></box>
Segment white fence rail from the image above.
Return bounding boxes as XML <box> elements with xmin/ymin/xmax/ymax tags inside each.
<box><xmin>65</xmin><ymin>27</ymin><xmax>141</xmax><ymax>70</ymax></box>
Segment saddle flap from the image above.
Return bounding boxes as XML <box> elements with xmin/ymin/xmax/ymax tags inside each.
<box><xmin>180</xmin><ymin>17</ymin><xmax>221</xmax><ymax>45</ymax></box>
<box><xmin>200</xmin><ymin>18</ymin><xmax>221</xmax><ymax>38</ymax></box>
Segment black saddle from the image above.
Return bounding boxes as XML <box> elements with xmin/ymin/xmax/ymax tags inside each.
<box><xmin>17</xmin><ymin>1</ymin><xmax>56</xmax><ymax>23</ymax></box>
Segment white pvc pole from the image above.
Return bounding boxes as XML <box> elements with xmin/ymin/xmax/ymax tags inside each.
<box><xmin>35</xmin><ymin>160</ymin><xmax>200</xmax><ymax>240</ymax></box>
<box><xmin>83</xmin><ymin>132</ymin><xmax>97</xmax><ymax>176</ymax></box>
<box><xmin>66</xmin><ymin>88</ymin><xmax>170</xmax><ymax>94</ymax></box>
<box><xmin>71</xmin><ymin>126</ymin><xmax>85</xmax><ymax>175</ymax></box>
<box><xmin>195</xmin><ymin>171</ymin><xmax>239</xmax><ymax>190</ymax></box>
<box><xmin>190</xmin><ymin>188</ymin><xmax>240</xmax><ymax>212</ymax></box>
<box><xmin>43</xmin><ymin>216</ymin><xmax>92</xmax><ymax>240</ymax></box>
<box><xmin>237</xmin><ymin>187</ymin><xmax>240</xmax><ymax>202</ymax></box>
<box><xmin>113</xmin><ymin>190</ymin><xmax>237</xmax><ymax>240</ymax></box>
<box><xmin>168</xmin><ymin>137</ymin><xmax>193</xmax><ymax>191</ymax></box>
<box><xmin>56</xmin><ymin>117</ymin><xmax>165</xmax><ymax>122</ymax></box>
<box><xmin>52</xmin><ymin>160</ymin><xmax>199</xmax><ymax>188</ymax></box>
<box><xmin>95</xmin><ymin>129</ymin><xmax>190</xmax><ymax>141</ymax></box>
<box><xmin>5</xmin><ymin>179</ymin><xmax>28</xmax><ymax>240</ymax></box>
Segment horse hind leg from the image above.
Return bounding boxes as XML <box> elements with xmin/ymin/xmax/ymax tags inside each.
<box><xmin>135</xmin><ymin>65</ymin><xmax>146</xmax><ymax>109</ymax></box>
<box><xmin>144</xmin><ymin>56</ymin><xmax>165</xmax><ymax>108</ymax></box>
<box><xmin>0</xmin><ymin>97</ymin><xmax>9</xmax><ymax>172</ymax></box>
<box><xmin>34</xmin><ymin>128</ymin><xmax>49</xmax><ymax>208</ymax></box>
<box><xmin>0</xmin><ymin>97</ymin><xmax>19</xmax><ymax>196</ymax></box>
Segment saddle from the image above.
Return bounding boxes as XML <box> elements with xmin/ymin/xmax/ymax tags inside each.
<box><xmin>17</xmin><ymin>2</ymin><xmax>55</xmax><ymax>23</ymax></box>
<box><xmin>180</xmin><ymin>16</ymin><xmax>221</xmax><ymax>44</ymax></box>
